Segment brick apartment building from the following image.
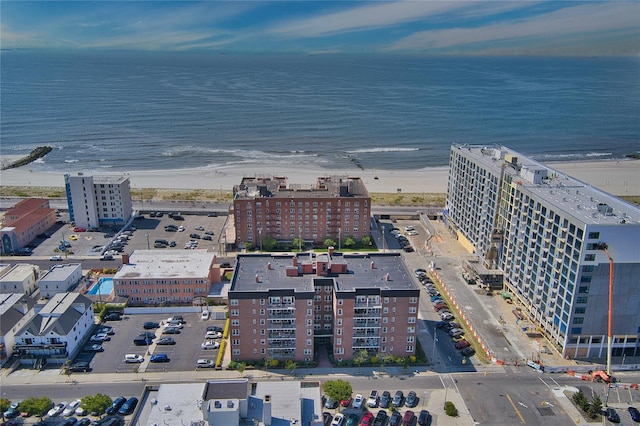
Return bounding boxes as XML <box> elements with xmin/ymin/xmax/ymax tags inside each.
<box><xmin>228</xmin><ymin>250</ymin><xmax>420</xmax><ymax>363</ymax></box>
<box><xmin>232</xmin><ymin>176</ymin><xmax>371</xmax><ymax>248</ymax></box>
<box><xmin>0</xmin><ymin>198</ymin><xmax>57</xmax><ymax>255</ymax></box>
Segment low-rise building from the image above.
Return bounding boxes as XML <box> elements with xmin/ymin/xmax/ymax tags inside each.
<box><xmin>13</xmin><ymin>292</ymin><xmax>95</xmax><ymax>365</ymax></box>
<box><xmin>0</xmin><ymin>293</ymin><xmax>36</xmax><ymax>364</ymax></box>
<box><xmin>229</xmin><ymin>250</ymin><xmax>420</xmax><ymax>363</ymax></box>
<box><xmin>0</xmin><ymin>264</ymin><xmax>40</xmax><ymax>296</ymax></box>
<box><xmin>38</xmin><ymin>263</ymin><xmax>83</xmax><ymax>299</ymax></box>
<box><xmin>113</xmin><ymin>250</ymin><xmax>223</xmax><ymax>305</ymax></box>
<box><xmin>139</xmin><ymin>379</ymin><xmax>323</xmax><ymax>426</ymax></box>
<box><xmin>0</xmin><ymin>198</ymin><xmax>57</xmax><ymax>254</ymax></box>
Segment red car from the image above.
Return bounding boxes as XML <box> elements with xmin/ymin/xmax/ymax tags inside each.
<box><xmin>73</xmin><ymin>227</ymin><xmax>86</xmax><ymax>232</ymax></box>
<box><xmin>340</xmin><ymin>396</ymin><xmax>353</xmax><ymax>408</ymax></box>
<box><xmin>434</xmin><ymin>303</ymin><xmax>448</xmax><ymax>311</ymax></box>
<box><xmin>455</xmin><ymin>340</ymin><xmax>471</xmax><ymax>349</ymax></box>
<box><xmin>359</xmin><ymin>412</ymin><xmax>374</xmax><ymax>426</ymax></box>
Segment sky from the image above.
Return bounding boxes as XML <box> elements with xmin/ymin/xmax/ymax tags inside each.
<box><xmin>1</xmin><ymin>1</ymin><xmax>639</xmax><ymax>55</ymax></box>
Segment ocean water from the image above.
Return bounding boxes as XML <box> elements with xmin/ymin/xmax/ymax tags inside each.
<box><xmin>1</xmin><ymin>51</ymin><xmax>639</xmax><ymax>173</ymax></box>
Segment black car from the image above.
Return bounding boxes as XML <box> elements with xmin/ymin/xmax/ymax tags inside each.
<box><xmin>373</xmin><ymin>410</ymin><xmax>388</xmax><ymax>426</ymax></box>
<box><xmin>461</xmin><ymin>347</ymin><xmax>476</xmax><ymax>357</ymax></box>
<box><xmin>189</xmin><ymin>233</ymin><xmax>201</xmax><ymax>239</ymax></box>
<box><xmin>162</xmin><ymin>327</ymin><xmax>181</xmax><ymax>334</ymax></box>
<box><xmin>206</xmin><ymin>325</ymin><xmax>224</xmax><ymax>333</ymax></box>
<box><xmin>389</xmin><ymin>411</ymin><xmax>402</xmax><ymax>426</ymax></box>
<box><xmin>83</xmin><ymin>344</ymin><xmax>104</xmax><ymax>352</ymax></box>
<box><xmin>77</xmin><ymin>419</ymin><xmax>92</xmax><ymax>426</ymax></box>
<box><xmin>155</xmin><ymin>337</ymin><xmax>176</xmax><ymax>345</ymax></box>
<box><xmin>68</xmin><ymin>361</ymin><xmax>91</xmax><ymax>372</ymax></box>
<box><xmin>138</xmin><ymin>331</ymin><xmax>156</xmax><ymax>339</ymax></box>
<box><xmin>220</xmin><ymin>262</ymin><xmax>232</xmax><ymax>268</ymax></box>
<box><xmin>379</xmin><ymin>391</ymin><xmax>391</xmax><ymax>408</ymax></box>
<box><xmin>106</xmin><ymin>397</ymin><xmax>126</xmax><ymax>415</ymax></box>
<box><xmin>94</xmin><ymin>415</ymin><xmax>125</xmax><ymax>426</ymax></box>
<box><xmin>323</xmin><ymin>412</ymin><xmax>333</xmax><ymax>426</ymax></box>
<box><xmin>418</xmin><ymin>410</ymin><xmax>431</xmax><ymax>426</ymax></box>
<box><xmin>104</xmin><ymin>312</ymin><xmax>121</xmax><ymax>321</ymax></box>
<box><xmin>143</xmin><ymin>322</ymin><xmax>160</xmax><ymax>329</ymax></box>
<box><xmin>133</xmin><ymin>337</ymin><xmax>153</xmax><ymax>346</ymax></box>
<box><xmin>628</xmin><ymin>406</ymin><xmax>640</xmax><ymax>422</ymax></box>
<box><xmin>405</xmin><ymin>391</ymin><xmax>418</xmax><ymax>408</ymax></box>
<box><xmin>117</xmin><ymin>397</ymin><xmax>138</xmax><ymax>415</ymax></box>
<box><xmin>605</xmin><ymin>408</ymin><xmax>620</xmax><ymax>423</ymax></box>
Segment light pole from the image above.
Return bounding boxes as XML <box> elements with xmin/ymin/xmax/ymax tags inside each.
<box><xmin>298</xmin><ymin>227</ymin><xmax>302</xmax><ymax>251</ymax></box>
<box><xmin>431</xmin><ymin>326</ymin><xmax>437</xmax><ymax>365</ymax></box>
<box><xmin>596</xmin><ymin>243</ymin><xmax>614</xmax><ymax>378</ymax></box>
<box><xmin>381</xmin><ymin>225</ymin><xmax>385</xmax><ymax>252</ymax></box>
<box><xmin>259</xmin><ymin>230</ymin><xmax>262</xmax><ymax>252</ymax></box>
<box><xmin>145</xmin><ymin>233</ymin><xmax>150</xmax><ymax>250</ymax></box>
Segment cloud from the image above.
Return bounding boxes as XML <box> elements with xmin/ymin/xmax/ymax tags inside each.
<box><xmin>385</xmin><ymin>2</ymin><xmax>640</xmax><ymax>53</ymax></box>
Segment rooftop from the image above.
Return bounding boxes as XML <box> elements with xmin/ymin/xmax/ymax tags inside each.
<box><xmin>66</xmin><ymin>173</ymin><xmax>129</xmax><ymax>185</ymax></box>
<box><xmin>232</xmin><ymin>252</ymin><xmax>418</xmax><ymax>295</ymax></box>
<box><xmin>452</xmin><ymin>144</ymin><xmax>640</xmax><ymax>225</ymax></box>
<box><xmin>234</xmin><ymin>175</ymin><xmax>370</xmax><ymax>200</ymax></box>
<box><xmin>115</xmin><ymin>250</ymin><xmax>215</xmax><ymax>279</ymax></box>
<box><xmin>38</xmin><ymin>263</ymin><xmax>82</xmax><ymax>282</ymax></box>
<box><xmin>146</xmin><ymin>383</ymin><xmax>206</xmax><ymax>426</ymax></box>
<box><xmin>0</xmin><ymin>264</ymin><xmax>40</xmax><ymax>282</ymax></box>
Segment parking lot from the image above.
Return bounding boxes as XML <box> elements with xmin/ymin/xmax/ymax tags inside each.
<box><xmin>73</xmin><ymin>311</ymin><xmax>225</xmax><ymax>374</ymax></box>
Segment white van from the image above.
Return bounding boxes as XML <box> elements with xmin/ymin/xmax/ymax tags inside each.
<box><xmin>124</xmin><ymin>354</ymin><xmax>144</xmax><ymax>363</ymax></box>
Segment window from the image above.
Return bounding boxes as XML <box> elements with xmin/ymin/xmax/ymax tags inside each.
<box><xmin>408</xmin><ymin>317</ymin><xmax>416</xmax><ymax>323</ymax></box>
<box><xmin>584</xmin><ymin>254</ymin><xmax>596</xmax><ymax>261</ymax></box>
<box><xmin>231</xmin><ymin>309</ymin><xmax>239</xmax><ymax>316</ymax></box>
<box><xmin>588</xmin><ymin>232</ymin><xmax>600</xmax><ymax>239</ymax></box>
<box><xmin>410</xmin><ymin>297</ymin><xmax>418</xmax><ymax>304</ymax></box>
<box><xmin>578</xmin><ymin>286</ymin><xmax>589</xmax><ymax>294</ymax></box>
<box><xmin>230</xmin><ymin>299</ymin><xmax>239</xmax><ymax>306</ymax></box>
<box><xmin>573</xmin><ymin>317</ymin><xmax>584</xmax><ymax>324</ymax></box>
<box><xmin>575</xmin><ymin>307</ymin><xmax>586</xmax><ymax>314</ymax></box>
<box><xmin>571</xmin><ymin>327</ymin><xmax>582</xmax><ymax>335</ymax></box>
<box><xmin>408</xmin><ymin>307</ymin><xmax>417</xmax><ymax>314</ymax></box>
<box><xmin>406</xmin><ymin>345</ymin><xmax>414</xmax><ymax>352</ymax></box>
<box><xmin>576</xmin><ymin>297</ymin><xmax>588</xmax><ymax>304</ymax></box>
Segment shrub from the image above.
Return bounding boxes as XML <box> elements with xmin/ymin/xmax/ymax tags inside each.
<box><xmin>444</xmin><ymin>401</ymin><xmax>459</xmax><ymax>417</ymax></box>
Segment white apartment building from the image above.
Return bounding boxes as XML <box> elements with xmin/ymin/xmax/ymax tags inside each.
<box><xmin>64</xmin><ymin>173</ymin><xmax>133</xmax><ymax>229</ymax></box>
<box><xmin>446</xmin><ymin>145</ymin><xmax>640</xmax><ymax>359</ymax></box>
<box><xmin>0</xmin><ymin>293</ymin><xmax>36</xmax><ymax>364</ymax></box>
<box><xmin>38</xmin><ymin>263</ymin><xmax>83</xmax><ymax>299</ymax></box>
<box><xmin>0</xmin><ymin>264</ymin><xmax>40</xmax><ymax>296</ymax></box>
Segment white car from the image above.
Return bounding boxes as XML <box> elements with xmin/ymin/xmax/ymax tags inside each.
<box><xmin>201</xmin><ymin>310</ymin><xmax>209</xmax><ymax>320</ymax></box>
<box><xmin>48</xmin><ymin>402</ymin><xmax>67</xmax><ymax>417</ymax></box>
<box><xmin>201</xmin><ymin>340</ymin><xmax>220</xmax><ymax>350</ymax></box>
<box><xmin>197</xmin><ymin>359</ymin><xmax>215</xmax><ymax>368</ymax></box>
<box><xmin>367</xmin><ymin>390</ymin><xmax>379</xmax><ymax>407</ymax></box>
<box><xmin>63</xmin><ymin>400</ymin><xmax>81</xmax><ymax>417</ymax></box>
<box><xmin>206</xmin><ymin>331</ymin><xmax>222</xmax><ymax>339</ymax></box>
<box><xmin>49</xmin><ymin>255</ymin><xmax>63</xmax><ymax>261</ymax></box>
<box><xmin>331</xmin><ymin>413</ymin><xmax>344</xmax><ymax>426</ymax></box>
<box><xmin>90</xmin><ymin>333</ymin><xmax>110</xmax><ymax>342</ymax></box>
<box><xmin>404</xmin><ymin>225</ymin><xmax>415</xmax><ymax>231</ymax></box>
<box><xmin>353</xmin><ymin>393</ymin><xmax>364</xmax><ymax>409</ymax></box>
<box><xmin>407</xmin><ymin>230</ymin><xmax>418</xmax><ymax>236</ymax></box>
<box><xmin>164</xmin><ymin>322</ymin><xmax>183</xmax><ymax>329</ymax></box>
<box><xmin>177</xmin><ymin>226</ymin><xmax>185</xmax><ymax>232</ymax></box>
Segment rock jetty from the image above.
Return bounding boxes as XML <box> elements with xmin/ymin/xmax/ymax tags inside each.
<box><xmin>1</xmin><ymin>146</ymin><xmax>53</xmax><ymax>170</ymax></box>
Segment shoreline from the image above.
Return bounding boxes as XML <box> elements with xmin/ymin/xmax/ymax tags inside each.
<box><xmin>0</xmin><ymin>157</ymin><xmax>638</xmax><ymax>196</ymax></box>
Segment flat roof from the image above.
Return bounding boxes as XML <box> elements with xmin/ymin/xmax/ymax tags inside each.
<box><xmin>145</xmin><ymin>383</ymin><xmax>206</xmax><ymax>426</ymax></box>
<box><xmin>38</xmin><ymin>264</ymin><xmax>82</xmax><ymax>282</ymax></box>
<box><xmin>66</xmin><ymin>173</ymin><xmax>129</xmax><ymax>185</ymax></box>
<box><xmin>452</xmin><ymin>144</ymin><xmax>640</xmax><ymax>225</ymax></box>
<box><xmin>0</xmin><ymin>264</ymin><xmax>39</xmax><ymax>282</ymax></box>
<box><xmin>234</xmin><ymin>175</ymin><xmax>370</xmax><ymax>200</ymax></box>
<box><xmin>115</xmin><ymin>250</ymin><xmax>215</xmax><ymax>279</ymax></box>
<box><xmin>232</xmin><ymin>252</ymin><xmax>418</xmax><ymax>294</ymax></box>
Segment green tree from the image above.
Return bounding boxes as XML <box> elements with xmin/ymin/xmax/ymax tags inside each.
<box><xmin>343</xmin><ymin>236</ymin><xmax>356</xmax><ymax>248</ymax></box>
<box><xmin>285</xmin><ymin>359</ymin><xmax>297</xmax><ymax>375</ymax></box>
<box><xmin>244</xmin><ymin>242</ymin><xmax>254</xmax><ymax>252</ymax></box>
<box><xmin>444</xmin><ymin>401</ymin><xmax>459</xmax><ymax>417</ymax></box>
<box><xmin>587</xmin><ymin>395</ymin><xmax>602</xmax><ymax>419</ymax></box>
<box><xmin>323</xmin><ymin>238</ymin><xmax>337</xmax><ymax>249</ymax></box>
<box><xmin>19</xmin><ymin>397</ymin><xmax>54</xmax><ymax>420</ymax></box>
<box><xmin>80</xmin><ymin>394</ymin><xmax>112</xmax><ymax>418</ymax></box>
<box><xmin>572</xmin><ymin>389</ymin><xmax>589</xmax><ymax>412</ymax></box>
<box><xmin>1</xmin><ymin>398</ymin><xmax>10</xmax><ymax>420</ymax></box>
<box><xmin>355</xmin><ymin>349</ymin><xmax>368</xmax><ymax>372</ymax></box>
<box><xmin>361</xmin><ymin>235</ymin><xmax>372</xmax><ymax>247</ymax></box>
<box><xmin>292</xmin><ymin>237</ymin><xmax>304</xmax><ymax>251</ymax></box>
<box><xmin>237</xmin><ymin>362</ymin><xmax>246</xmax><ymax>375</ymax></box>
<box><xmin>322</xmin><ymin>379</ymin><xmax>353</xmax><ymax>403</ymax></box>
<box><xmin>263</xmin><ymin>236</ymin><xmax>278</xmax><ymax>251</ymax></box>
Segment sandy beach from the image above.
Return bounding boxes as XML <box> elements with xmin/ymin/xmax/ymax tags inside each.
<box><xmin>1</xmin><ymin>156</ymin><xmax>639</xmax><ymax>196</ymax></box>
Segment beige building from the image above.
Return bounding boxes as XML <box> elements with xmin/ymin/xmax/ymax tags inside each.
<box><xmin>229</xmin><ymin>250</ymin><xmax>420</xmax><ymax>363</ymax></box>
<box><xmin>0</xmin><ymin>264</ymin><xmax>40</xmax><ymax>296</ymax></box>
<box><xmin>232</xmin><ymin>176</ymin><xmax>371</xmax><ymax>248</ymax></box>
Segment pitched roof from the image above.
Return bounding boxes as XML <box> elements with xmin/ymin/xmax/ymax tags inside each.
<box><xmin>16</xmin><ymin>293</ymin><xmax>92</xmax><ymax>337</ymax></box>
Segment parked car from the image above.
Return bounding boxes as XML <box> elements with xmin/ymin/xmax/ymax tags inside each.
<box><xmin>156</xmin><ymin>337</ymin><xmax>176</xmax><ymax>345</ymax></box>
<box><xmin>206</xmin><ymin>331</ymin><xmax>222</xmax><ymax>339</ymax></box>
<box><xmin>164</xmin><ymin>321</ymin><xmax>183</xmax><ymax>329</ymax></box>
<box><xmin>367</xmin><ymin>390</ymin><xmax>379</xmax><ymax>408</ymax></box>
<box><xmin>345</xmin><ymin>413</ymin><xmax>359</xmax><ymax>426</ymax></box>
<box><xmin>207</xmin><ymin>325</ymin><xmax>224</xmax><ymax>333</ymax></box>
<box><xmin>77</xmin><ymin>419</ymin><xmax>91</xmax><ymax>426</ymax></box>
<box><xmin>325</xmin><ymin>397</ymin><xmax>339</xmax><ymax>409</ymax></box>
<box><xmin>150</xmin><ymin>354</ymin><xmax>170</xmax><ymax>363</ymax></box>
<box><xmin>197</xmin><ymin>359</ymin><xmax>215</xmax><ymax>368</ymax></box>
<box><xmin>48</xmin><ymin>402</ymin><xmax>67</xmax><ymax>417</ymax></box>
<box><xmin>90</xmin><ymin>333</ymin><xmax>111</xmax><ymax>342</ymax></box>
<box><xmin>402</xmin><ymin>410</ymin><xmax>415</xmax><ymax>426</ymax></box>
<box><xmin>359</xmin><ymin>412</ymin><xmax>374</xmax><ymax>426</ymax></box>
<box><xmin>202</xmin><ymin>235</ymin><xmax>213</xmax><ymax>241</ymax></box>
<box><xmin>63</xmin><ymin>400</ymin><xmax>81</xmax><ymax>417</ymax></box>
<box><xmin>440</xmin><ymin>312</ymin><xmax>454</xmax><ymax>320</ymax></box>
<box><xmin>68</xmin><ymin>361</ymin><xmax>91</xmax><ymax>372</ymax></box>
<box><xmin>195</xmin><ymin>226</ymin><xmax>205</xmax><ymax>231</ymax></box>
<box><xmin>604</xmin><ymin>407</ymin><xmax>620</xmax><ymax>423</ymax></box>
<box><xmin>162</xmin><ymin>327</ymin><xmax>181</xmax><ymax>335</ymax></box>
<box><xmin>83</xmin><ymin>344</ymin><xmax>104</xmax><ymax>352</ymax></box>
<box><xmin>414</xmin><ymin>268</ymin><xmax>427</xmax><ymax>277</ymax></box>
<box><xmin>117</xmin><ymin>397</ymin><xmax>138</xmax><ymax>415</ymax></box>
<box><xmin>392</xmin><ymin>390</ymin><xmax>404</xmax><ymax>407</ymax></box>
<box><xmin>201</xmin><ymin>340</ymin><xmax>220</xmax><ymax>350</ymax></box>
<box><xmin>49</xmin><ymin>255</ymin><xmax>63</xmax><ymax>261</ymax></box>
<box><xmin>124</xmin><ymin>354</ymin><xmax>144</xmax><ymax>363</ymax></box>
<box><xmin>379</xmin><ymin>391</ymin><xmax>391</xmax><ymax>408</ymax></box>
<box><xmin>628</xmin><ymin>406</ymin><xmax>640</xmax><ymax>422</ymax></box>
<box><xmin>201</xmin><ymin>310</ymin><xmax>210</xmax><ymax>320</ymax></box>
<box><xmin>143</xmin><ymin>322</ymin><xmax>160</xmax><ymax>329</ymax></box>
<box><xmin>104</xmin><ymin>312</ymin><xmax>121</xmax><ymax>321</ymax></box>
<box><xmin>418</xmin><ymin>410</ymin><xmax>431</xmax><ymax>426</ymax></box>
<box><xmin>133</xmin><ymin>337</ymin><xmax>153</xmax><ymax>346</ymax></box>
<box><xmin>455</xmin><ymin>340</ymin><xmax>471</xmax><ymax>349</ymax></box>
<box><xmin>449</xmin><ymin>328</ymin><xmax>464</xmax><ymax>336</ymax></box>
<box><xmin>373</xmin><ymin>410</ymin><xmax>388</xmax><ymax>426</ymax></box>
<box><xmin>389</xmin><ymin>411</ymin><xmax>402</xmax><ymax>426</ymax></box>
<box><xmin>340</xmin><ymin>396</ymin><xmax>353</xmax><ymax>408</ymax></box>
<box><xmin>461</xmin><ymin>347</ymin><xmax>476</xmax><ymax>357</ymax></box>
<box><xmin>353</xmin><ymin>394</ymin><xmax>364</xmax><ymax>409</ymax></box>
<box><xmin>189</xmin><ymin>233</ymin><xmax>201</xmax><ymax>239</ymax></box>
<box><xmin>96</xmin><ymin>326</ymin><xmax>114</xmax><ymax>335</ymax></box>
<box><xmin>105</xmin><ymin>397</ymin><xmax>126</xmax><ymax>415</ymax></box>
<box><xmin>4</xmin><ymin>402</ymin><xmax>21</xmax><ymax>419</ymax></box>
<box><xmin>331</xmin><ymin>413</ymin><xmax>345</xmax><ymax>426</ymax></box>
<box><xmin>405</xmin><ymin>391</ymin><xmax>418</xmax><ymax>408</ymax></box>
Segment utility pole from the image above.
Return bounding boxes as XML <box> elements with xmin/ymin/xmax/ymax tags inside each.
<box><xmin>597</xmin><ymin>242</ymin><xmax>614</xmax><ymax>378</ymax></box>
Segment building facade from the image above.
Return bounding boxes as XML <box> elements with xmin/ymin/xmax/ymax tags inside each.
<box><xmin>229</xmin><ymin>251</ymin><xmax>419</xmax><ymax>363</ymax></box>
<box><xmin>0</xmin><ymin>293</ymin><xmax>36</xmax><ymax>364</ymax></box>
<box><xmin>446</xmin><ymin>144</ymin><xmax>640</xmax><ymax>358</ymax></box>
<box><xmin>232</xmin><ymin>176</ymin><xmax>371</xmax><ymax>248</ymax></box>
<box><xmin>113</xmin><ymin>250</ymin><xmax>221</xmax><ymax>305</ymax></box>
<box><xmin>0</xmin><ymin>264</ymin><xmax>40</xmax><ymax>296</ymax></box>
<box><xmin>38</xmin><ymin>263</ymin><xmax>83</xmax><ymax>299</ymax></box>
<box><xmin>13</xmin><ymin>292</ymin><xmax>95</xmax><ymax>365</ymax></box>
<box><xmin>64</xmin><ymin>173</ymin><xmax>133</xmax><ymax>229</ymax></box>
<box><xmin>0</xmin><ymin>198</ymin><xmax>57</xmax><ymax>255</ymax></box>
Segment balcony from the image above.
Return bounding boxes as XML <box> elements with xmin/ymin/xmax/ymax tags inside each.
<box><xmin>268</xmin><ymin>331</ymin><xmax>296</xmax><ymax>339</ymax></box>
<box><xmin>267</xmin><ymin>308</ymin><xmax>296</xmax><ymax>319</ymax></box>
<box><xmin>353</xmin><ymin>308</ymin><xmax>381</xmax><ymax>318</ymax></box>
<box><xmin>354</xmin><ymin>319</ymin><xmax>380</xmax><ymax>328</ymax></box>
<box><xmin>268</xmin><ymin>319</ymin><xmax>296</xmax><ymax>329</ymax></box>
<box><xmin>268</xmin><ymin>302</ymin><xmax>296</xmax><ymax>309</ymax></box>
<box><xmin>354</xmin><ymin>299</ymin><xmax>382</xmax><ymax>308</ymax></box>
<box><xmin>268</xmin><ymin>348</ymin><xmax>295</xmax><ymax>358</ymax></box>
